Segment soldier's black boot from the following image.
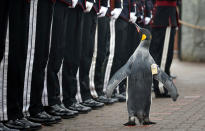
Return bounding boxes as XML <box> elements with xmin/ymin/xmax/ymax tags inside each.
<box><xmin>0</xmin><ymin>122</ymin><xmax>19</xmax><ymax>131</ymax></box>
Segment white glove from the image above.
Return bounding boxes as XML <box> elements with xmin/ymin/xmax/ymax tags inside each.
<box><xmin>97</xmin><ymin>6</ymin><xmax>108</xmax><ymax>17</ymax></box>
<box><xmin>129</xmin><ymin>12</ymin><xmax>137</xmax><ymax>24</ymax></box>
<box><xmin>144</xmin><ymin>17</ymin><xmax>151</xmax><ymax>25</ymax></box>
<box><xmin>72</xmin><ymin>0</ymin><xmax>78</xmax><ymax>8</ymax></box>
<box><xmin>140</xmin><ymin>15</ymin><xmax>144</xmax><ymax>20</ymax></box>
<box><xmin>111</xmin><ymin>8</ymin><xmax>122</xmax><ymax>19</ymax></box>
<box><xmin>84</xmin><ymin>1</ymin><xmax>94</xmax><ymax>13</ymax></box>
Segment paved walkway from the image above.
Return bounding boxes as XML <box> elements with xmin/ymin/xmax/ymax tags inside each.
<box><xmin>41</xmin><ymin>59</ymin><xmax>205</xmax><ymax>131</ymax></box>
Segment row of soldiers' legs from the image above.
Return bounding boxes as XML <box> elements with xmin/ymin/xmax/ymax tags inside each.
<box><xmin>7</xmin><ymin>0</ymin><xmax>30</xmax><ymax>120</ymax></box>
<box><xmin>0</xmin><ymin>0</ymin><xmax>177</xmax><ymax>130</ymax></box>
<box><xmin>0</xmin><ymin>0</ymin><xmax>8</xmax><ymax>62</ymax></box>
<box><xmin>94</xmin><ymin>17</ymin><xmax>111</xmax><ymax>96</ymax></box>
<box><xmin>29</xmin><ymin>0</ymin><xmax>54</xmax><ymax>116</ymax></box>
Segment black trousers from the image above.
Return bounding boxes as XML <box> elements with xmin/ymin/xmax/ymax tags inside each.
<box><xmin>47</xmin><ymin>1</ymin><xmax>68</xmax><ymax>106</ymax></box>
<box><xmin>62</xmin><ymin>8</ymin><xmax>84</xmax><ymax>107</ymax></box>
<box><xmin>79</xmin><ymin>10</ymin><xmax>97</xmax><ymax>101</ymax></box>
<box><xmin>47</xmin><ymin>2</ymin><xmax>84</xmax><ymax>107</ymax></box>
<box><xmin>7</xmin><ymin>0</ymin><xmax>30</xmax><ymax>120</ymax></box>
<box><xmin>127</xmin><ymin>23</ymin><xmax>141</xmax><ymax>59</ymax></box>
<box><xmin>29</xmin><ymin>0</ymin><xmax>54</xmax><ymax>116</ymax></box>
<box><xmin>150</xmin><ymin>27</ymin><xmax>176</xmax><ymax>94</ymax></box>
<box><xmin>110</xmin><ymin>18</ymin><xmax>130</xmax><ymax>94</ymax></box>
<box><xmin>94</xmin><ymin>16</ymin><xmax>111</xmax><ymax>96</ymax></box>
<box><xmin>0</xmin><ymin>0</ymin><xmax>9</xmax><ymax>62</ymax></box>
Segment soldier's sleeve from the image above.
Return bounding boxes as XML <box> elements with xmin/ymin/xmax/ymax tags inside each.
<box><xmin>60</xmin><ymin>0</ymin><xmax>72</xmax><ymax>6</ymax></box>
<box><xmin>145</xmin><ymin>0</ymin><xmax>153</xmax><ymax>17</ymax></box>
<box><xmin>135</xmin><ymin>0</ymin><xmax>143</xmax><ymax>23</ymax></box>
<box><xmin>130</xmin><ymin>0</ymin><xmax>136</xmax><ymax>12</ymax></box>
<box><xmin>115</xmin><ymin>0</ymin><xmax>123</xmax><ymax>8</ymax></box>
<box><xmin>100</xmin><ymin>0</ymin><xmax>108</xmax><ymax>7</ymax></box>
<box><xmin>135</xmin><ymin>0</ymin><xmax>141</xmax><ymax>17</ymax></box>
<box><xmin>152</xmin><ymin>0</ymin><xmax>156</xmax><ymax>5</ymax></box>
<box><xmin>177</xmin><ymin>0</ymin><xmax>181</xmax><ymax>6</ymax></box>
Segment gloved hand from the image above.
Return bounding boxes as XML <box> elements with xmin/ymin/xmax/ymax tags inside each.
<box><xmin>111</xmin><ymin>8</ymin><xmax>122</xmax><ymax>19</ymax></box>
<box><xmin>97</xmin><ymin>6</ymin><xmax>108</xmax><ymax>17</ymax></box>
<box><xmin>72</xmin><ymin>0</ymin><xmax>78</xmax><ymax>8</ymax></box>
<box><xmin>144</xmin><ymin>17</ymin><xmax>151</xmax><ymax>25</ymax></box>
<box><xmin>140</xmin><ymin>15</ymin><xmax>144</xmax><ymax>20</ymax></box>
<box><xmin>129</xmin><ymin>12</ymin><xmax>137</xmax><ymax>24</ymax></box>
<box><xmin>84</xmin><ymin>1</ymin><xmax>94</xmax><ymax>13</ymax></box>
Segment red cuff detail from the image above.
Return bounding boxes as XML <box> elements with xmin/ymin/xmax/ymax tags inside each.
<box><xmin>156</xmin><ymin>1</ymin><xmax>176</xmax><ymax>6</ymax></box>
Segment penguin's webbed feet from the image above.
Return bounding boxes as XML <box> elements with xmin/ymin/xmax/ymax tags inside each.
<box><xmin>123</xmin><ymin>121</ymin><xmax>136</xmax><ymax>127</ymax></box>
<box><xmin>124</xmin><ymin>117</ymin><xmax>136</xmax><ymax>127</ymax></box>
<box><xmin>143</xmin><ymin>121</ymin><xmax>156</xmax><ymax>125</ymax></box>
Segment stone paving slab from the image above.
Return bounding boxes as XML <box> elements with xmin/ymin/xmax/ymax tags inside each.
<box><xmin>40</xmin><ymin>59</ymin><xmax>205</xmax><ymax>131</ymax></box>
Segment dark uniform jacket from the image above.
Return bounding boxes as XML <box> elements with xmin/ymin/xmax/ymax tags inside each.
<box><xmin>106</xmin><ymin>0</ymin><xmax>124</xmax><ymax>16</ymax></box>
<box><xmin>136</xmin><ymin>0</ymin><xmax>153</xmax><ymax>25</ymax></box>
<box><xmin>60</xmin><ymin>0</ymin><xmax>86</xmax><ymax>10</ymax></box>
<box><xmin>151</xmin><ymin>0</ymin><xmax>180</xmax><ymax>27</ymax></box>
<box><xmin>93</xmin><ymin>0</ymin><xmax>107</xmax><ymax>13</ymax></box>
<box><xmin>119</xmin><ymin>0</ymin><xmax>136</xmax><ymax>21</ymax></box>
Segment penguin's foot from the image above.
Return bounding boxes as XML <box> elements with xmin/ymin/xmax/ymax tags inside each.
<box><xmin>143</xmin><ymin>121</ymin><xmax>156</xmax><ymax>125</ymax></box>
<box><xmin>123</xmin><ymin>121</ymin><xmax>136</xmax><ymax>127</ymax></box>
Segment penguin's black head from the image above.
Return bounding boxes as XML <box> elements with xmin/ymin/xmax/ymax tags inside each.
<box><xmin>139</xmin><ymin>28</ymin><xmax>152</xmax><ymax>41</ymax></box>
<box><xmin>135</xmin><ymin>24</ymin><xmax>152</xmax><ymax>49</ymax></box>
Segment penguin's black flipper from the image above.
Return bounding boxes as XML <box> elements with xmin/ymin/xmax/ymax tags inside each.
<box><xmin>153</xmin><ymin>67</ymin><xmax>179</xmax><ymax>101</ymax></box>
<box><xmin>106</xmin><ymin>63</ymin><xmax>131</xmax><ymax>98</ymax></box>
<box><xmin>143</xmin><ymin>121</ymin><xmax>156</xmax><ymax>125</ymax></box>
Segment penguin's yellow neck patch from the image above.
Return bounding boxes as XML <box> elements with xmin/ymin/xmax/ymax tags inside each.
<box><xmin>141</xmin><ymin>34</ymin><xmax>146</xmax><ymax>41</ymax></box>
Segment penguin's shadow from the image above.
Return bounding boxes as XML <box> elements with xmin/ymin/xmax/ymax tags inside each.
<box><xmin>123</xmin><ymin>124</ymin><xmax>153</xmax><ymax>128</ymax></box>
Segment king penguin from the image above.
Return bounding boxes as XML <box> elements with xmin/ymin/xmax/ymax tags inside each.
<box><xmin>105</xmin><ymin>25</ymin><xmax>179</xmax><ymax>126</ymax></box>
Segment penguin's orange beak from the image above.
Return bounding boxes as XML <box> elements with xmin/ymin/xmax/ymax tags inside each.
<box><xmin>134</xmin><ymin>23</ymin><xmax>140</xmax><ymax>33</ymax></box>
<box><xmin>137</xmin><ymin>27</ymin><xmax>140</xmax><ymax>33</ymax></box>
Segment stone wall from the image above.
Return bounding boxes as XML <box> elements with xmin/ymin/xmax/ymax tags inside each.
<box><xmin>181</xmin><ymin>0</ymin><xmax>205</xmax><ymax>62</ymax></box>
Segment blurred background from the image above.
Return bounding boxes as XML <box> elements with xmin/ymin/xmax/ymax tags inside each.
<box><xmin>175</xmin><ymin>0</ymin><xmax>205</xmax><ymax>62</ymax></box>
